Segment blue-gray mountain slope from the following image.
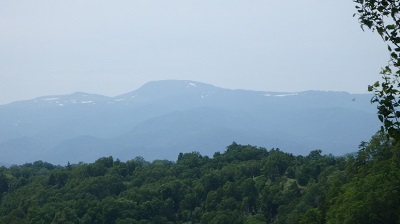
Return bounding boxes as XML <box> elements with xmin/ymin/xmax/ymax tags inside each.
<box><xmin>0</xmin><ymin>80</ymin><xmax>379</xmax><ymax>165</ymax></box>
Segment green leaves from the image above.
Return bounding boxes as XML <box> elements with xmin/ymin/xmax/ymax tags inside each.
<box><xmin>354</xmin><ymin>0</ymin><xmax>400</xmax><ymax>141</ymax></box>
<box><xmin>386</xmin><ymin>24</ymin><xmax>396</xmax><ymax>30</ymax></box>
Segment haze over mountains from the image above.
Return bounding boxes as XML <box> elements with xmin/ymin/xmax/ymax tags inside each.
<box><xmin>0</xmin><ymin>80</ymin><xmax>380</xmax><ymax>165</ymax></box>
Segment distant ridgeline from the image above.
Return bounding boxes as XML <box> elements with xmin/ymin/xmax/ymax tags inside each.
<box><xmin>0</xmin><ymin>80</ymin><xmax>379</xmax><ymax>165</ymax></box>
<box><xmin>0</xmin><ymin>135</ymin><xmax>399</xmax><ymax>223</ymax></box>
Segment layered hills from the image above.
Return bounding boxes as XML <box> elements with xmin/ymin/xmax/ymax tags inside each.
<box><xmin>0</xmin><ymin>80</ymin><xmax>379</xmax><ymax>165</ymax></box>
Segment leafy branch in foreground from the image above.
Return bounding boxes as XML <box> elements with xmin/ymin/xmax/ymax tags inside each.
<box><xmin>354</xmin><ymin>0</ymin><xmax>400</xmax><ymax>140</ymax></box>
<box><xmin>354</xmin><ymin>0</ymin><xmax>400</xmax><ymax>141</ymax></box>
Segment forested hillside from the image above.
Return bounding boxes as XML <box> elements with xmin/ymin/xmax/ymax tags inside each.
<box><xmin>0</xmin><ymin>133</ymin><xmax>398</xmax><ymax>223</ymax></box>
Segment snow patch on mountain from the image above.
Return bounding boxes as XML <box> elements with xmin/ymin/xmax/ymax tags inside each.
<box><xmin>43</xmin><ymin>98</ymin><xmax>59</xmax><ymax>101</ymax></box>
<box><xmin>81</xmin><ymin>101</ymin><xmax>94</xmax><ymax>104</ymax></box>
<box><xmin>275</xmin><ymin>93</ymin><xmax>299</xmax><ymax>97</ymax></box>
<box><xmin>188</xmin><ymin>82</ymin><xmax>197</xmax><ymax>87</ymax></box>
<box><xmin>264</xmin><ymin>93</ymin><xmax>299</xmax><ymax>97</ymax></box>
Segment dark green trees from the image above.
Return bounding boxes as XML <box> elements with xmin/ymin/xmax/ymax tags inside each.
<box><xmin>0</xmin><ymin>173</ymin><xmax>8</xmax><ymax>200</ymax></box>
<box><xmin>0</xmin><ymin>139</ymin><xmax>396</xmax><ymax>223</ymax></box>
<box><xmin>326</xmin><ymin>133</ymin><xmax>400</xmax><ymax>223</ymax></box>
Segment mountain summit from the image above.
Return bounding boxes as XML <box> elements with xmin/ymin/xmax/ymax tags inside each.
<box><xmin>0</xmin><ymin>80</ymin><xmax>379</xmax><ymax>165</ymax></box>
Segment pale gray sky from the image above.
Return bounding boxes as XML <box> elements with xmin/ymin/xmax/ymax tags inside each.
<box><xmin>0</xmin><ymin>0</ymin><xmax>389</xmax><ymax>105</ymax></box>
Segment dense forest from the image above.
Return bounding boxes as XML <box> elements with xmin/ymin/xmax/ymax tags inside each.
<box><xmin>0</xmin><ymin>132</ymin><xmax>399</xmax><ymax>223</ymax></box>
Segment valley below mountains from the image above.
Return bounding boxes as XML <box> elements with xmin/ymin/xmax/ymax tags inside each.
<box><xmin>0</xmin><ymin>80</ymin><xmax>380</xmax><ymax>165</ymax></box>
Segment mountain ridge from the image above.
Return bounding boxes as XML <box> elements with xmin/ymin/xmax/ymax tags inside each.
<box><xmin>3</xmin><ymin>80</ymin><xmax>367</xmax><ymax>107</ymax></box>
<box><xmin>0</xmin><ymin>80</ymin><xmax>379</xmax><ymax>165</ymax></box>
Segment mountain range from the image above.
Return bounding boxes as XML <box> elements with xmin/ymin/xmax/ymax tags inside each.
<box><xmin>0</xmin><ymin>80</ymin><xmax>380</xmax><ymax>165</ymax></box>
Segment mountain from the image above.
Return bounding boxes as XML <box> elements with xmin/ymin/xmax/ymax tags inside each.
<box><xmin>0</xmin><ymin>80</ymin><xmax>380</xmax><ymax>165</ymax></box>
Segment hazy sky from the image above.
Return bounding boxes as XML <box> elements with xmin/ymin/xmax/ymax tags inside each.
<box><xmin>0</xmin><ymin>0</ymin><xmax>389</xmax><ymax>105</ymax></box>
